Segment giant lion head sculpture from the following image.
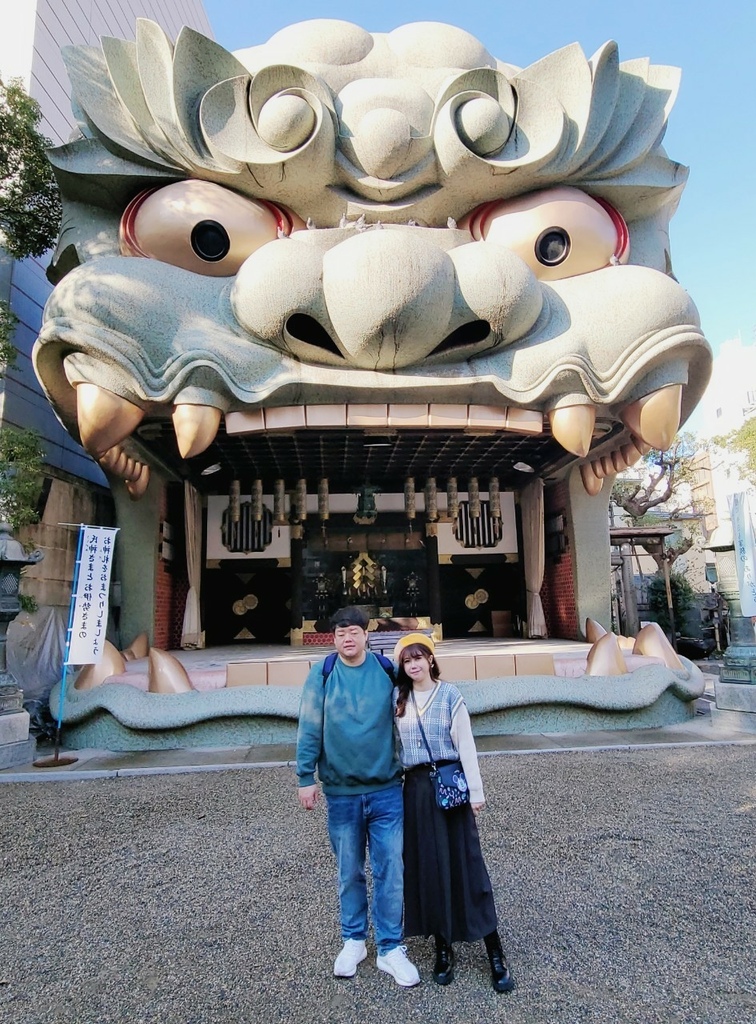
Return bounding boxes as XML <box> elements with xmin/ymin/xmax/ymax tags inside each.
<box><xmin>35</xmin><ymin>19</ymin><xmax>711</xmax><ymax>497</ymax></box>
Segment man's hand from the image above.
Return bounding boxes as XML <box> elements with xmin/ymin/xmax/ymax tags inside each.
<box><xmin>298</xmin><ymin>784</ymin><xmax>319</xmax><ymax>810</ymax></box>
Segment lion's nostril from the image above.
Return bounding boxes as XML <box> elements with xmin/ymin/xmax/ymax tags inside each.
<box><xmin>286</xmin><ymin>314</ymin><xmax>344</xmax><ymax>358</ymax></box>
<box><xmin>430</xmin><ymin>319</ymin><xmax>491</xmax><ymax>356</ymax></box>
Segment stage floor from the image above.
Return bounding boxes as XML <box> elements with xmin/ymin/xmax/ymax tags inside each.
<box><xmin>158</xmin><ymin>635</ymin><xmax>593</xmax><ymax>671</ymax></box>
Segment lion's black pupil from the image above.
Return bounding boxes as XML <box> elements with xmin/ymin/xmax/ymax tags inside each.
<box><xmin>535</xmin><ymin>228</ymin><xmax>570</xmax><ymax>266</ymax></box>
<box><xmin>191</xmin><ymin>220</ymin><xmax>230</xmax><ymax>262</ymax></box>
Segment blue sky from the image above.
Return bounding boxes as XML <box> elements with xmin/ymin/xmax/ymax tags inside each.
<box><xmin>203</xmin><ymin>0</ymin><xmax>755</xmax><ymax>377</ymax></box>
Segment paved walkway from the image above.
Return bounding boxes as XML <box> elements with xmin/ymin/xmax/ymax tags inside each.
<box><xmin>1</xmin><ymin>740</ymin><xmax>754</xmax><ymax>1024</ymax></box>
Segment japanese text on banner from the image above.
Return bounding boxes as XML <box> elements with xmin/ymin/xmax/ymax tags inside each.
<box><xmin>66</xmin><ymin>527</ymin><xmax>119</xmax><ymax>665</ymax></box>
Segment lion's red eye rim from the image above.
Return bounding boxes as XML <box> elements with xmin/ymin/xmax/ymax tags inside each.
<box><xmin>257</xmin><ymin>199</ymin><xmax>293</xmax><ymax>236</ymax></box>
<box><xmin>120</xmin><ymin>187</ymin><xmax>159</xmax><ymax>257</ymax></box>
<box><xmin>592</xmin><ymin>196</ymin><xmax>629</xmax><ymax>260</ymax></box>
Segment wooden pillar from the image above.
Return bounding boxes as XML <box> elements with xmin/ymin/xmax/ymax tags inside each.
<box><xmin>425</xmin><ymin>524</ymin><xmax>442</xmax><ymax>626</ymax></box>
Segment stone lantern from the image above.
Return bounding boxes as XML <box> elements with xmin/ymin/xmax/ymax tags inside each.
<box><xmin>706</xmin><ymin>520</ymin><xmax>756</xmax><ymax>718</ymax></box>
<box><xmin>0</xmin><ymin>521</ymin><xmax>44</xmax><ymax>768</ymax></box>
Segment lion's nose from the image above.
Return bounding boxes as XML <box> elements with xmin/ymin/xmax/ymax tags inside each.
<box><xmin>230</xmin><ymin>228</ymin><xmax>542</xmax><ymax>370</ymax></box>
<box><xmin>322</xmin><ymin>229</ymin><xmax>455</xmax><ymax>369</ymax></box>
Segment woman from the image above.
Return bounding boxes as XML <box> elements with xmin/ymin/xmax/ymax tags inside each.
<box><xmin>393</xmin><ymin>633</ymin><xmax>514</xmax><ymax>992</ymax></box>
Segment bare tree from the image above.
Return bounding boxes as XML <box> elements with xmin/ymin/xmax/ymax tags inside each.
<box><xmin>612</xmin><ymin>432</ymin><xmax>707</xmax><ymax>569</ymax></box>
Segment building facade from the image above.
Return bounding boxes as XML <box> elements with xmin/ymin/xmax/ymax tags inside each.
<box><xmin>0</xmin><ymin>0</ymin><xmax>212</xmax><ymax>614</ymax></box>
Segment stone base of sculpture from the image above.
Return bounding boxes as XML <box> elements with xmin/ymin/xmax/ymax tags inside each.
<box><xmin>49</xmin><ymin>662</ymin><xmax>704</xmax><ymax>752</ymax></box>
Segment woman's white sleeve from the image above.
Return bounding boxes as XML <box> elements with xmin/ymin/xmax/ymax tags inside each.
<box><xmin>450</xmin><ymin>703</ymin><xmax>485</xmax><ymax>803</ymax></box>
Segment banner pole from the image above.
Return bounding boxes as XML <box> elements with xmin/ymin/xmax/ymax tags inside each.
<box><xmin>34</xmin><ymin>524</ymin><xmax>86</xmax><ymax>768</ymax></box>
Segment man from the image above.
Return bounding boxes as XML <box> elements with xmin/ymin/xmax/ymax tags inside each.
<box><xmin>296</xmin><ymin>607</ymin><xmax>420</xmax><ymax>987</ymax></box>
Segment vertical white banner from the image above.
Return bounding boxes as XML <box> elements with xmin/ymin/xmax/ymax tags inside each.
<box><xmin>66</xmin><ymin>527</ymin><xmax>120</xmax><ymax>665</ymax></box>
<box><xmin>729</xmin><ymin>491</ymin><xmax>756</xmax><ymax>616</ymax></box>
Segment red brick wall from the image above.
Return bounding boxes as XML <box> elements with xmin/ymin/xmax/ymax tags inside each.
<box><xmin>153</xmin><ymin>484</ymin><xmax>189</xmax><ymax>650</ymax></box>
<box><xmin>541</xmin><ymin>480</ymin><xmax>579</xmax><ymax>639</ymax></box>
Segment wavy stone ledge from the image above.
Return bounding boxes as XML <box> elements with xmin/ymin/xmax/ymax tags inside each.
<box><xmin>50</xmin><ymin>662</ymin><xmax>705</xmax><ymax>751</ymax></box>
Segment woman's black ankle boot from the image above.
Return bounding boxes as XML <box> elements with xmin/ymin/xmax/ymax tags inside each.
<box><xmin>432</xmin><ymin>935</ymin><xmax>454</xmax><ymax>985</ymax></box>
<box><xmin>484</xmin><ymin>931</ymin><xmax>514</xmax><ymax>992</ymax></box>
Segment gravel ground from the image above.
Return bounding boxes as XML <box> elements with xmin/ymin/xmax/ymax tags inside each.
<box><xmin>1</xmin><ymin>745</ymin><xmax>754</xmax><ymax>1024</ymax></box>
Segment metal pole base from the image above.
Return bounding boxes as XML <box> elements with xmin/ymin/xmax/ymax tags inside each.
<box><xmin>33</xmin><ymin>752</ymin><xmax>79</xmax><ymax>768</ymax></box>
<box><xmin>33</xmin><ymin>725</ymin><xmax>78</xmax><ymax>767</ymax></box>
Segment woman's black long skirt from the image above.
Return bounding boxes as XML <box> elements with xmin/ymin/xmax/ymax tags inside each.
<box><xmin>403</xmin><ymin>766</ymin><xmax>498</xmax><ymax>943</ymax></box>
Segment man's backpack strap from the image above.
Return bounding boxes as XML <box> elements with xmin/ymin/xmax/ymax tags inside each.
<box><xmin>374</xmin><ymin>653</ymin><xmax>396</xmax><ymax>681</ymax></box>
<box><xmin>321</xmin><ymin>652</ymin><xmax>339</xmax><ymax>682</ymax></box>
<box><xmin>322</xmin><ymin>651</ymin><xmax>395</xmax><ymax>684</ymax></box>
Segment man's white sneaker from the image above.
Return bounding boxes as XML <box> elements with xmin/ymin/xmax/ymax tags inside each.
<box><xmin>334</xmin><ymin>939</ymin><xmax>367</xmax><ymax>977</ymax></box>
<box><xmin>376</xmin><ymin>945</ymin><xmax>421</xmax><ymax>987</ymax></box>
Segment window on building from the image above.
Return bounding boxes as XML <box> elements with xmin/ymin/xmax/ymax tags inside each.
<box><xmin>716</xmin><ymin>407</ymin><xmax>722</xmax><ymax>418</ymax></box>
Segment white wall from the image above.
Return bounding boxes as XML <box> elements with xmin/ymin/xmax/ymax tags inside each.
<box><xmin>695</xmin><ymin>335</ymin><xmax>756</xmax><ymax>525</ymax></box>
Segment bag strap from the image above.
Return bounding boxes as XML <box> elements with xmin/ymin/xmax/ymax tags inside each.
<box><xmin>410</xmin><ymin>691</ymin><xmax>437</xmax><ymax>770</ymax></box>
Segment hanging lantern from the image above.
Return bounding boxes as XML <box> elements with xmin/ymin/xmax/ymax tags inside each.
<box><xmin>425</xmin><ymin>477</ymin><xmax>438</xmax><ymax>522</ymax></box>
<box><xmin>489</xmin><ymin>476</ymin><xmax>501</xmax><ymax>519</ymax></box>
<box><xmin>273</xmin><ymin>479</ymin><xmax>286</xmax><ymax>525</ymax></box>
<box><xmin>251</xmin><ymin>479</ymin><xmax>263</xmax><ymax>522</ymax></box>
<box><xmin>318</xmin><ymin>478</ymin><xmax>330</xmax><ymax>521</ymax></box>
<box><xmin>468</xmin><ymin>476</ymin><xmax>480</xmax><ymax>518</ymax></box>
<box><xmin>295</xmin><ymin>479</ymin><xmax>308</xmax><ymax>521</ymax></box>
<box><xmin>404</xmin><ymin>477</ymin><xmax>416</xmax><ymax>520</ymax></box>
<box><xmin>447</xmin><ymin>477</ymin><xmax>458</xmax><ymax>521</ymax></box>
<box><xmin>229</xmin><ymin>480</ymin><xmax>240</xmax><ymax>523</ymax></box>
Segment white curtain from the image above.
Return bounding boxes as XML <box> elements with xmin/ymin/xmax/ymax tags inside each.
<box><xmin>521</xmin><ymin>478</ymin><xmax>548</xmax><ymax>638</ymax></box>
<box><xmin>181</xmin><ymin>481</ymin><xmax>205</xmax><ymax>649</ymax></box>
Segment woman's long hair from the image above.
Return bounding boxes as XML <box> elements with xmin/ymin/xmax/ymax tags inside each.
<box><xmin>395</xmin><ymin>643</ymin><xmax>441</xmax><ymax>717</ymax></box>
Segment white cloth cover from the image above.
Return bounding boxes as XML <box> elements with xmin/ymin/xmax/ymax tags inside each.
<box><xmin>521</xmin><ymin>477</ymin><xmax>548</xmax><ymax>638</ymax></box>
<box><xmin>181</xmin><ymin>481</ymin><xmax>205</xmax><ymax>648</ymax></box>
<box><xmin>729</xmin><ymin>490</ymin><xmax>756</xmax><ymax>616</ymax></box>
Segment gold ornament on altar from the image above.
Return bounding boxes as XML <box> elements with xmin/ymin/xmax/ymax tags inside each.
<box><xmin>345</xmin><ymin>551</ymin><xmax>386</xmax><ymax>601</ymax></box>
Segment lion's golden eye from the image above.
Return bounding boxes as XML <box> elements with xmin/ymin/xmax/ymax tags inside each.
<box><xmin>464</xmin><ymin>186</ymin><xmax>629</xmax><ymax>281</ymax></box>
<box><xmin>120</xmin><ymin>180</ymin><xmax>302</xmax><ymax>277</ymax></box>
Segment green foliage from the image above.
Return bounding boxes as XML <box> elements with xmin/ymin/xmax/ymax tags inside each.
<box><xmin>18</xmin><ymin>592</ymin><xmax>38</xmax><ymax>614</ymax></box>
<box><xmin>0</xmin><ymin>426</ymin><xmax>45</xmax><ymax>528</ymax></box>
<box><xmin>0</xmin><ymin>298</ymin><xmax>18</xmax><ymax>371</ymax></box>
<box><xmin>0</xmin><ymin>75</ymin><xmax>61</xmax><ymax>259</ymax></box>
<box><xmin>647</xmin><ymin>571</ymin><xmax>694</xmax><ymax>633</ymax></box>
<box><xmin>712</xmin><ymin>417</ymin><xmax>756</xmax><ymax>486</ymax></box>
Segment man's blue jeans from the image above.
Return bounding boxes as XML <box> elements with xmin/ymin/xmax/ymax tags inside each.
<box><xmin>325</xmin><ymin>785</ymin><xmax>404</xmax><ymax>956</ymax></box>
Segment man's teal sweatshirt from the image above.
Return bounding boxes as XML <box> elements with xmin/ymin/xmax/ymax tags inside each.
<box><xmin>296</xmin><ymin>652</ymin><xmax>402</xmax><ymax>795</ymax></box>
